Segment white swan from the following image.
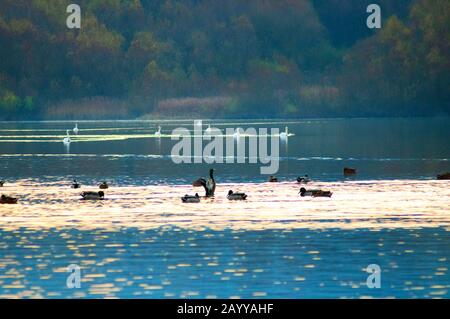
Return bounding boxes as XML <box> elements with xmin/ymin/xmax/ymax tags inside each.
<box><xmin>155</xmin><ymin>125</ymin><xmax>161</xmax><ymax>137</ymax></box>
<box><xmin>205</xmin><ymin>124</ymin><xmax>212</xmax><ymax>135</ymax></box>
<box><xmin>279</xmin><ymin>126</ymin><xmax>289</xmax><ymax>139</ymax></box>
<box><xmin>73</xmin><ymin>123</ymin><xmax>79</xmax><ymax>134</ymax></box>
<box><xmin>233</xmin><ymin>128</ymin><xmax>241</xmax><ymax>139</ymax></box>
<box><xmin>63</xmin><ymin>130</ymin><xmax>71</xmax><ymax>144</ymax></box>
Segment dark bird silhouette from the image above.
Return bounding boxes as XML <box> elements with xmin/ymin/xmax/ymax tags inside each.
<box><xmin>299</xmin><ymin>187</ymin><xmax>332</xmax><ymax>198</ymax></box>
<box><xmin>193</xmin><ymin>169</ymin><xmax>216</xmax><ymax>197</ymax></box>
<box><xmin>296</xmin><ymin>175</ymin><xmax>310</xmax><ymax>184</ymax></box>
<box><xmin>0</xmin><ymin>180</ymin><xmax>4</xmax><ymax>187</ymax></box>
<box><xmin>343</xmin><ymin>167</ymin><xmax>356</xmax><ymax>176</ymax></box>
<box><xmin>72</xmin><ymin>180</ymin><xmax>80</xmax><ymax>189</ymax></box>
<box><xmin>268</xmin><ymin>176</ymin><xmax>278</xmax><ymax>182</ymax></box>
<box><xmin>181</xmin><ymin>193</ymin><xmax>200</xmax><ymax>203</ymax></box>
<box><xmin>437</xmin><ymin>172</ymin><xmax>450</xmax><ymax>180</ymax></box>
<box><xmin>81</xmin><ymin>191</ymin><xmax>105</xmax><ymax>200</ymax></box>
<box><xmin>99</xmin><ymin>181</ymin><xmax>109</xmax><ymax>189</ymax></box>
<box><xmin>0</xmin><ymin>194</ymin><xmax>17</xmax><ymax>204</ymax></box>
<box><xmin>227</xmin><ymin>190</ymin><xmax>247</xmax><ymax>200</ymax></box>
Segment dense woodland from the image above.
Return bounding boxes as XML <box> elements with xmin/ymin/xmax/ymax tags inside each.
<box><xmin>0</xmin><ymin>0</ymin><xmax>448</xmax><ymax>119</ymax></box>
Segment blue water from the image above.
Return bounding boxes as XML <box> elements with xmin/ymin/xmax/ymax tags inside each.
<box><xmin>0</xmin><ymin>118</ymin><xmax>449</xmax><ymax>184</ymax></box>
<box><xmin>0</xmin><ymin>227</ymin><xmax>449</xmax><ymax>298</ymax></box>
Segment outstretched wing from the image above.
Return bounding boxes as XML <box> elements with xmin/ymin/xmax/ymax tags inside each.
<box><xmin>193</xmin><ymin>178</ymin><xmax>207</xmax><ymax>187</ymax></box>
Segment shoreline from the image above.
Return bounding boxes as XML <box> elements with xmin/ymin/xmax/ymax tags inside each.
<box><xmin>1</xmin><ymin>115</ymin><xmax>450</xmax><ymax>123</ymax></box>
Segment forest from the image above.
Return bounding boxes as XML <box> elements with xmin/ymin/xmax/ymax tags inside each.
<box><xmin>0</xmin><ymin>0</ymin><xmax>448</xmax><ymax>119</ymax></box>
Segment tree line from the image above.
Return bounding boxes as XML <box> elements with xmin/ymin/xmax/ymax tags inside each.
<box><xmin>0</xmin><ymin>0</ymin><xmax>448</xmax><ymax>119</ymax></box>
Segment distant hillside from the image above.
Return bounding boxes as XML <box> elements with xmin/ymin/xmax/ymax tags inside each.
<box><xmin>0</xmin><ymin>0</ymin><xmax>448</xmax><ymax>120</ymax></box>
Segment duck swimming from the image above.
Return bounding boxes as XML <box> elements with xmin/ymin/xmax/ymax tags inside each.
<box><xmin>268</xmin><ymin>176</ymin><xmax>278</xmax><ymax>182</ymax></box>
<box><xmin>99</xmin><ymin>181</ymin><xmax>109</xmax><ymax>189</ymax></box>
<box><xmin>81</xmin><ymin>191</ymin><xmax>105</xmax><ymax>200</ymax></box>
<box><xmin>193</xmin><ymin>169</ymin><xmax>216</xmax><ymax>197</ymax></box>
<box><xmin>437</xmin><ymin>172</ymin><xmax>450</xmax><ymax>180</ymax></box>
<box><xmin>343</xmin><ymin>167</ymin><xmax>356</xmax><ymax>176</ymax></box>
<box><xmin>72</xmin><ymin>180</ymin><xmax>81</xmax><ymax>189</ymax></box>
<box><xmin>181</xmin><ymin>193</ymin><xmax>200</xmax><ymax>203</ymax></box>
<box><xmin>299</xmin><ymin>187</ymin><xmax>332</xmax><ymax>198</ymax></box>
<box><xmin>227</xmin><ymin>190</ymin><xmax>247</xmax><ymax>200</ymax></box>
<box><xmin>297</xmin><ymin>175</ymin><xmax>310</xmax><ymax>184</ymax></box>
<box><xmin>0</xmin><ymin>194</ymin><xmax>17</xmax><ymax>204</ymax></box>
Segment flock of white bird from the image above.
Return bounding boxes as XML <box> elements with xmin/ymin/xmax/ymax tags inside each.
<box><xmin>62</xmin><ymin>123</ymin><xmax>162</xmax><ymax>144</ymax></box>
<box><xmin>63</xmin><ymin>123</ymin><xmax>78</xmax><ymax>144</ymax></box>
<box><xmin>62</xmin><ymin>123</ymin><xmax>290</xmax><ymax>145</ymax></box>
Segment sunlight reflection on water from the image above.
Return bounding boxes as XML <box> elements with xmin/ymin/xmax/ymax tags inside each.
<box><xmin>0</xmin><ymin>180</ymin><xmax>448</xmax><ymax>231</ymax></box>
<box><xmin>0</xmin><ymin>226</ymin><xmax>448</xmax><ymax>298</ymax></box>
<box><xmin>0</xmin><ymin>180</ymin><xmax>448</xmax><ymax>298</ymax></box>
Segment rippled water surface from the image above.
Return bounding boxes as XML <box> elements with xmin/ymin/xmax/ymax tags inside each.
<box><xmin>0</xmin><ymin>118</ymin><xmax>449</xmax><ymax>298</ymax></box>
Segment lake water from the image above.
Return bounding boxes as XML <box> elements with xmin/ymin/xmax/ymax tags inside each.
<box><xmin>0</xmin><ymin>118</ymin><xmax>449</xmax><ymax>298</ymax></box>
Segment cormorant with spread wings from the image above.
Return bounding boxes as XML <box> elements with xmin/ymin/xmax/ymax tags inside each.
<box><xmin>193</xmin><ymin>169</ymin><xmax>216</xmax><ymax>197</ymax></box>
